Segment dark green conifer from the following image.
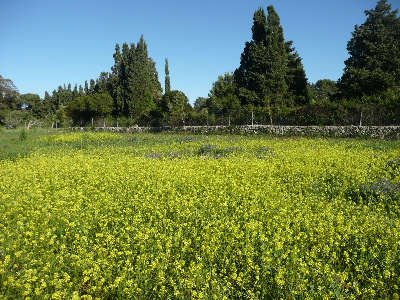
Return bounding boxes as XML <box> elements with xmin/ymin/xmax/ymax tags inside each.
<box><xmin>129</xmin><ymin>36</ymin><xmax>163</xmax><ymax>121</ymax></box>
<box><xmin>234</xmin><ymin>6</ymin><xmax>308</xmax><ymax>109</ymax></box>
<box><xmin>110</xmin><ymin>44</ymin><xmax>124</xmax><ymax>118</ymax></box>
<box><xmin>285</xmin><ymin>41</ymin><xmax>309</xmax><ymax>105</ymax></box>
<box><xmin>235</xmin><ymin>8</ymin><xmax>266</xmax><ymax>107</ymax></box>
<box><xmin>264</xmin><ymin>5</ymin><xmax>289</xmax><ymax>107</ymax></box>
<box><xmin>338</xmin><ymin>0</ymin><xmax>400</xmax><ymax>99</ymax></box>
<box><xmin>165</xmin><ymin>58</ymin><xmax>171</xmax><ymax>94</ymax></box>
<box><xmin>109</xmin><ymin>36</ymin><xmax>162</xmax><ymax>122</ymax></box>
<box><xmin>84</xmin><ymin>80</ymin><xmax>89</xmax><ymax>94</ymax></box>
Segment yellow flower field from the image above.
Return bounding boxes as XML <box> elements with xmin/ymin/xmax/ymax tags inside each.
<box><xmin>1</xmin><ymin>132</ymin><xmax>399</xmax><ymax>299</ymax></box>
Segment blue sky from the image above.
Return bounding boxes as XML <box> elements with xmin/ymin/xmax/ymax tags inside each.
<box><xmin>1</xmin><ymin>0</ymin><xmax>398</xmax><ymax>104</ymax></box>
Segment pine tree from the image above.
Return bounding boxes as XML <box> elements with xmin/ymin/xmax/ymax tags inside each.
<box><xmin>110</xmin><ymin>43</ymin><xmax>124</xmax><ymax>118</ymax></box>
<box><xmin>95</xmin><ymin>72</ymin><xmax>111</xmax><ymax>95</ymax></box>
<box><xmin>234</xmin><ymin>6</ymin><xmax>307</xmax><ymax>109</ymax></box>
<box><xmin>130</xmin><ymin>36</ymin><xmax>163</xmax><ymax>121</ymax></box>
<box><xmin>120</xmin><ymin>42</ymin><xmax>134</xmax><ymax>117</ymax></box>
<box><xmin>110</xmin><ymin>42</ymin><xmax>135</xmax><ymax>118</ymax></box>
<box><xmin>264</xmin><ymin>5</ymin><xmax>289</xmax><ymax>107</ymax></box>
<box><xmin>338</xmin><ymin>0</ymin><xmax>400</xmax><ymax>99</ymax></box>
<box><xmin>33</xmin><ymin>91</ymin><xmax>53</xmax><ymax>120</ymax></box>
<box><xmin>234</xmin><ymin>7</ymin><xmax>269</xmax><ymax>107</ymax></box>
<box><xmin>89</xmin><ymin>79</ymin><xmax>96</xmax><ymax>95</ymax></box>
<box><xmin>109</xmin><ymin>36</ymin><xmax>162</xmax><ymax>122</ymax></box>
<box><xmin>73</xmin><ymin>84</ymin><xmax>79</xmax><ymax>99</ymax></box>
<box><xmin>51</xmin><ymin>85</ymin><xmax>74</xmax><ymax>109</ymax></box>
<box><xmin>285</xmin><ymin>41</ymin><xmax>309</xmax><ymax>105</ymax></box>
<box><xmin>165</xmin><ymin>58</ymin><xmax>171</xmax><ymax>94</ymax></box>
<box><xmin>84</xmin><ymin>80</ymin><xmax>89</xmax><ymax>94</ymax></box>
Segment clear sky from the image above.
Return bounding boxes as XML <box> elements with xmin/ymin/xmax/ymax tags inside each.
<box><xmin>1</xmin><ymin>0</ymin><xmax>399</xmax><ymax>104</ymax></box>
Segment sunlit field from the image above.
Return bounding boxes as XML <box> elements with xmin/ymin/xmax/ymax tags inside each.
<box><xmin>1</xmin><ymin>130</ymin><xmax>399</xmax><ymax>299</ymax></box>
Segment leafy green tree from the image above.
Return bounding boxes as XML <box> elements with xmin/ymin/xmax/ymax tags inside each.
<box><xmin>165</xmin><ymin>58</ymin><xmax>171</xmax><ymax>94</ymax></box>
<box><xmin>40</xmin><ymin>92</ymin><xmax>56</xmax><ymax>118</ymax></box>
<box><xmin>110</xmin><ymin>42</ymin><xmax>136</xmax><ymax>119</ymax></box>
<box><xmin>17</xmin><ymin>93</ymin><xmax>41</xmax><ymax>111</ymax></box>
<box><xmin>0</xmin><ymin>110</ymin><xmax>30</xmax><ymax>128</ymax></box>
<box><xmin>338</xmin><ymin>0</ymin><xmax>400</xmax><ymax>99</ymax></box>
<box><xmin>191</xmin><ymin>97</ymin><xmax>212</xmax><ymax>125</ymax></box>
<box><xmin>309</xmin><ymin>79</ymin><xmax>339</xmax><ymax>103</ymax></box>
<box><xmin>66</xmin><ymin>97</ymin><xmax>86</xmax><ymax>124</ymax></box>
<box><xmin>159</xmin><ymin>90</ymin><xmax>191</xmax><ymax>126</ymax></box>
<box><xmin>193</xmin><ymin>97</ymin><xmax>208</xmax><ymax>112</ymax></box>
<box><xmin>90</xmin><ymin>94</ymin><xmax>114</xmax><ymax>126</ymax></box>
<box><xmin>208</xmin><ymin>73</ymin><xmax>241</xmax><ymax>125</ymax></box>
<box><xmin>40</xmin><ymin>82</ymin><xmax>84</xmax><ymax>124</ymax></box>
<box><xmin>66</xmin><ymin>93</ymin><xmax>113</xmax><ymax>126</ymax></box>
<box><xmin>0</xmin><ymin>75</ymin><xmax>20</xmax><ymax>110</ymax></box>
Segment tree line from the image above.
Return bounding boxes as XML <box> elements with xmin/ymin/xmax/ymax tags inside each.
<box><xmin>1</xmin><ymin>0</ymin><xmax>399</xmax><ymax>128</ymax></box>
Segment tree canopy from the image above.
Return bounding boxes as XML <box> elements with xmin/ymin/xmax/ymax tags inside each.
<box><xmin>159</xmin><ymin>90</ymin><xmax>190</xmax><ymax>126</ymax></box>
<box><xmin>165</xmin><ymin>58</ymin><xmax>171</xmax><ymax>94</ymax></box>
<box><xmin>110</xmin><ymin>36</ymin><xmax>163</xmax><ymax>122</ymax></box>
<box><xmin>66</xmin><ymin>94</ymin><xmax>113</xmax><ymax>126</ymax></box>
<box><xmin>2</xmin><ymin>1</ymin><xmax>399</xmax><ymax>128</ymax></box>
<box><xmin>234</xmin><ymin>6</ymin><xmax>308</xmax><ymax>109</ymax></box>
<box><xmin>0</xmin><ymin>75</ymin><xmax>20</xmax><ymax>110</ymax></box>
<box><xmin>338</xmin><ymin>0</ymin><xmax>400</xmax><ymax>99</ymax></box>
<box><xmin>208</xmin><ymin>73</ymin><xmax>241</xmax><ymax>123</ymax></box>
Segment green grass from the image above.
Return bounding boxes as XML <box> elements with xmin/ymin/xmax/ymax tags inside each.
<box><xmin>2</xmin><ymin>128</ymin><xmax>399</xmax><ymax>161</ymax></box>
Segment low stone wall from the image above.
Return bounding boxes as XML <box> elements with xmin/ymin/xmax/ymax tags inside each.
<box><xmin>77</xmin><ymin>125</ymin><xmax>400</xmax><ymax>139</ymax></box>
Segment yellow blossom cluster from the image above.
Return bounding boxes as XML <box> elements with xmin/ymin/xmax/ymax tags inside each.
<box><xmin>1</xmin><ymin>133</ymin><xmax>399</xmax><ymax>299</ymax></box>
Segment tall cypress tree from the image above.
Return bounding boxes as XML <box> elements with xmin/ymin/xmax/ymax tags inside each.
<box><xmin>338</xmin><ymin>0</ymin><xmax>400</xmax><ymax>99</ymax></box>
<box><xmin>73</xmin><ymin>84</ymin><xmax>79</xmax><ymax>99</ymax></box>
<box><xmin>129</xmin><ymin>36</ymin><xmax>162</xmax><ymax>121</ymax></box>
<box><xmin>95</xmin><ymin>72</ymin><xmax>111</xmax><ymax>95</ymax></box>
<box><xmin>234</xmin><ymin>6</ymin><xmax>307</xmax><ymax>109</ymax></box>
<box><xmin>264</xmin><ymin>5</ymin><xmax>289</xmax><ymax>107</ymax></box>
<box><xmin>84</xmin><ymin>80</ymin><xmax>89</xmax><ymax>94</ymax></box>
<box><xmin>234</xmin><ymin>7</ymin><xmax>269</xmax><ymax>107</ymax></box>
<box><xmin>110</xmin><ymin>36</ymin><xmax>162</xmax><ymax>121</ymax></box>
<box><xmin>120</xmin><ymin>42</ymin><xmax>134</xmax><ymax>117</ymax></box>
<box><xmin>285</xmin><ymin>41</ymin><xmax>309</xmax><ymax>105</ymax></box>
<box><xmin>165</xmin><ymin>58</ymin><xmax>171</xmax><ymax>94</ymax></box>
<box><xmin>89</xmin><ymin>79</ymin><xmax>96</xmax><ymax>95</ymax></box>
<box><xmin>110</xmin><ymin>44</ymin><xmax>124</xmax><ymax>118</ymax></box>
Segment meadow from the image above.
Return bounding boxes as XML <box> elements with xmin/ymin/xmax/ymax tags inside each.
<box><xmin>1</xmin><ymin>129</ymin><xmax>399</xmax><ymax>299</ymax></box>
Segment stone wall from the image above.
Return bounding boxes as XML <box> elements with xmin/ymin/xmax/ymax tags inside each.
<box><xmin>78</xmin><ymin>125</ymin><xmax>400</xmax><ymax>139</ymax></box>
